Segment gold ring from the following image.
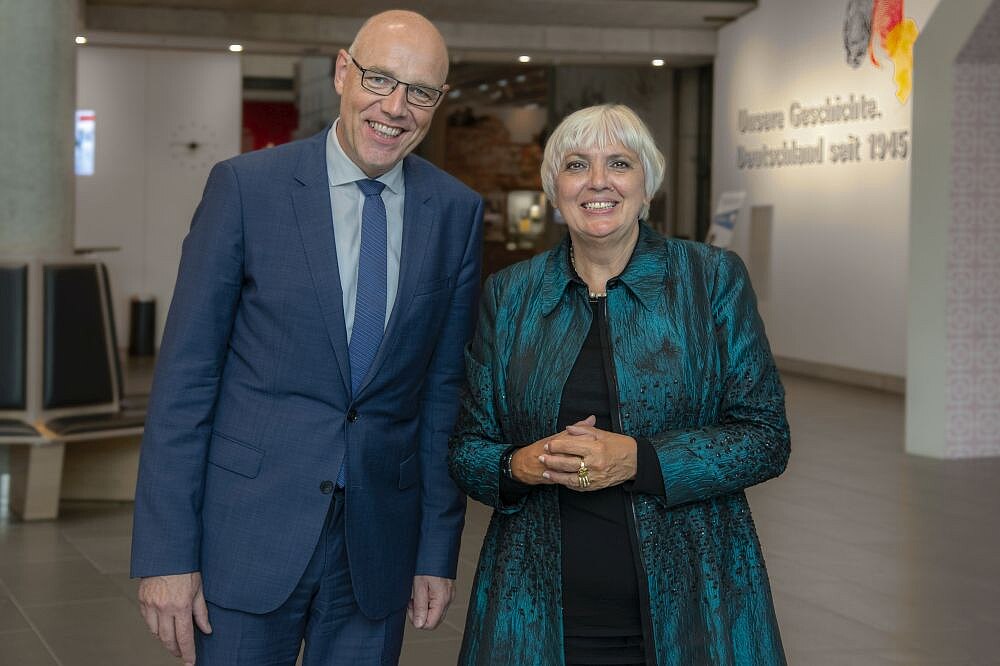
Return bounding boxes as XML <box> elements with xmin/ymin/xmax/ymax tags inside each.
<box><xmin>577</xmin><ymin>460</ymin><xmax>590</xmax><ymax>488</ymax></box>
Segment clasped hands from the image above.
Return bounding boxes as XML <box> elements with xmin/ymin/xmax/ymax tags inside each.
<box><xmin>510</xmin><ymin>415</ymin><xmax>637</xmax><ymax>491</ymax></box>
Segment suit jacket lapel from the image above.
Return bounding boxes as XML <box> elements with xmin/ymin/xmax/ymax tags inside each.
<box><xmin>354</xmin><ymin>156</ymin><xmax>435</xmax><ymax>396</ymax></box>
<box><xmin>291</xmin><ymin>129</ymin><xmax>352</xmax><ymax>396</ymax></box>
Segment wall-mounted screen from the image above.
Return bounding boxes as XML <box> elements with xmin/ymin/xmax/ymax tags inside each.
<box><xmin>75</xmin><ymin>110</ymin><xmax>95</xmax><ymax>176</ymax></box>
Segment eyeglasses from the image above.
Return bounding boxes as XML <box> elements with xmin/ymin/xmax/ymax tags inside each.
<box><xmin>348</xmin><ymin>56</ymin><xmax>444</xmax><ymax>108</ymax></box>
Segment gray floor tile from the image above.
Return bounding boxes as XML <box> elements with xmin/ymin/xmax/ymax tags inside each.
<box><xmin>0</xmin><ymin>595</ymin><xmax>31</xmax><ymax>634</ymax></box>
<box><xmin>2</xmin><ymin>374</ymin><xmax>999</xmax><ymax>661</ymax></box>
<box><xmin>25</xmin><ymin>597</ymin><xmax>179</xmax><ymax>666</ymax></box>
<box><xmin>403</xmin><ymin>616</ymin><xmax>463</xmax><ymax>644</ymax></box>
<box><xmin>784</xmin><ymin>647</ymin><xmax>972</xmax><ymax>666</ymax></box>
<box><xmin>399</xmin><ymin>637</ymin><xmax>462</xmax><ymax>666</ymax></box>
<box><xmin>904</xmin><ymin>627</ymin><xmax>1000</xmax><ymax>663</ymax></box>
<box><xmin>104</xmin><ymin>571</ymin><xmax>141</xmax><ymax>604</ymax></box>
<box><xmin>64</xmin><ymin>534</ymin><xmax>133</xmax><ymax>574</ymax></box>
<box><xmin>0</xmin><ymin>557</ymin><xmax>121</xmax><ymax>607</ymax></box>
<box><xmin>0</xmin><ymin>629</ymin><xmax>59</xmax><ymax>665</ymax></box>
<box><xmin>773</xmin><ymin>589</ymin><xmax>896</xmax><ymax>653</ymax></box>
<box><xmin>449</xmin><ymin>558</ymin><xmax>478</xmax><ymax>614</ymax></box>
<box><xmin>0</xmin><ymin>522</ymin><xmax>82</xmax><ymax>565</ymax></box>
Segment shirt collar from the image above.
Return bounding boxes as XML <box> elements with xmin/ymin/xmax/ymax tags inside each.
<box><xmin>539</xmin><ymin>221</ymin><xmax>669</xmax><ymax>316</ymax></box>
<box><xmin>326</xmin><ymin>118</ymin><xmax>404</xmax><ymax>195</ymax></box>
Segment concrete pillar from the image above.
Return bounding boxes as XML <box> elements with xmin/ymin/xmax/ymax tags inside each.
<box><xmin>0</xmin><ymin>0</ymin><xmax>77</xmax><ymax>257</ymax></box>
<box><xmin>907</xmin><ymin>0</ymin><xmax>997</xmax><ymax>457</ymax></box>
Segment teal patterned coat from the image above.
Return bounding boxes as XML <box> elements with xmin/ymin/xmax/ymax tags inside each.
<box><xmin>448</xmin><ymin>222</ymin><xmax>789</xmax><ymax>665</ymax></box>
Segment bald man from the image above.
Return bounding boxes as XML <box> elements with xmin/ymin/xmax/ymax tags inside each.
<box><xmin>130</xmin><ymin>11</ymin><xmax>482</xmax><ymax>665</ymax></box>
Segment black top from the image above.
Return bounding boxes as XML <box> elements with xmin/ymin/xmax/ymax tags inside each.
<box><xmin>558</xmin><ymin>296</ymin><xmax>640</xmax><ymax>641</ymax></box>
<box><xmin>500</xmin><ymin>295</ymin><xmax>665</xmax><ymax>665</ymax></box>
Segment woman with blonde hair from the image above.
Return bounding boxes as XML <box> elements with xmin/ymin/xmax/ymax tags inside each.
<box><xmin>449</xmin><ymin>104</ymin><xmax>789</xmax><ymax>665</ymax></box>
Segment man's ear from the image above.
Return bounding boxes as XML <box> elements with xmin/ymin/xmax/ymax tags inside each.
<box><xmin>333</xmin><ymin>49</ymin><xmax>349</xmax><ymax>95</ymax></box>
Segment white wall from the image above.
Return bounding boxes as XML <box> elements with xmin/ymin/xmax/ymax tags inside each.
<box><xmin>75</xmin><ymin>47</ymin><xmax>241</xmax><ymax>347</ymax></box>
<box><xmin>713</xmin><ymin>0</ymin><xmax>940</xmax><ymax>378</ymax></box>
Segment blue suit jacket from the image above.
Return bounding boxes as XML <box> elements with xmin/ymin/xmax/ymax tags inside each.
<box><xmin>131</xmin><ymin>128</ymin><xmax>483</xmax><ymax>619</ymax></box>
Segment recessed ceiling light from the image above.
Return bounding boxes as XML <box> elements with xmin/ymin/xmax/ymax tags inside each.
<box><xmin>228</xmin><ymin>44</ymin><xmax>244</xmax><ymax>52</ymax></box>
<box><xmin>75</xmin><ymin>36</ymin><xmax>87</xmax><ymax>45</ymax></box>
<box><xmin>651</xmin><ymin>58</ymin><xmax>665</xmax><ymax>67</ymax></box>
<box><xmin>518</xmin><ymin>55</ymin><xmax>531</xmax><ymax>63</ymax></box>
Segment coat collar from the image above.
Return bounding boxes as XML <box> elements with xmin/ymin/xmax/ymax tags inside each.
<box><xmin>539</xmin><ymin>221</ymin><xmax>668</xmax><ymax>316</ymax></box>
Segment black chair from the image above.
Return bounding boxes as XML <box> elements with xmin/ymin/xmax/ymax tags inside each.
<box><xmin>0</xmin><ymin>258</ymin><xmax>147</xmax><ymax>519</ymax></box>
<box><xmin>0</xmin><ymin>263</ymin><xmax>43</xmax><ymax>444</ymax></box>
<box><xmin>39</xmin><ymin>262</ymin><xmax>145</xmax><ymax>440</ymax></box>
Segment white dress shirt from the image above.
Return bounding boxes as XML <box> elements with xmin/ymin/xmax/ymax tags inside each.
<box><xmin>325</xmin><ymin>120</ymin><xmax>405</xmax><ymax>343</ymax></box>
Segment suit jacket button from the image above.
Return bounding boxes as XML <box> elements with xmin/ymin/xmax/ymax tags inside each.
<box><xmin>347</xmin><ymin>409</ymin><xmax>359</xmax><ymax>423</ymax></box>
<box><xmin>319</xmin><ymin>480</ymin><xmax>334</xmax><ymax>494</ymax></box>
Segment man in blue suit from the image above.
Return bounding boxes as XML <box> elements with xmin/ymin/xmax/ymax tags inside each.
<box><xmin>130</xmin><ymin>10</ymin><xmax>482</xmax><ymax>665</ymax></box>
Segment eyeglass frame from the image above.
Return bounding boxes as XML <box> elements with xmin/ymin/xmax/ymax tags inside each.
<box><xmin>346</xmin><ymin>54</ymin><xmax>447</xmax><ymax>108</ymax></box>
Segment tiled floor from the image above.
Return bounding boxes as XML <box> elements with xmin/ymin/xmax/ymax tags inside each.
<box><xmin>1</xmin><ymin>374</ymin><xmax>999</xmax><ymax>665</ymax></box>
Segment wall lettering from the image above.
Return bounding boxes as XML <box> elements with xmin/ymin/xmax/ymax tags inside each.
<box><xmin>736</xmin><ymin>93</ymin><xmax>907</xmax><ymax>169</ymax></box>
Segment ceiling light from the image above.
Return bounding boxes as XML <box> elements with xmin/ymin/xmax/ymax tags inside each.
<box><xmin>75</xmin><ymin>36</ymin><xmax>87</xmax><ymax>45</ymax></box>
<box><xmin>515</xmin><ymin>74</ymin><xmax>527</xmax><ymax>83</ymax></box>
<box><xmin>478</xmin><ymin>83</ymin><xmax>489</xmax><ymax>92</ymax></box>
<box><xmin>518</xmin><ymin>55</ymin><xmax>531</xmax><ymax>63</ymax></box>
<box><xmin>229</xmin><ymin>44</ymin><xmax>244</xmax><ymax>52</ymax></box>
<box><xmin>448</xmin><ymin>89</ymin><xmax>462</xmax><ymax>99</ymax></box>
<box><xmin>497</xmin><ymin>79</ymin><xmax>508</xmax><ymax>87</ymax></box>
<box><xmin>651</xmin><ymin>58</ymin><xmax>665</xmax><ymax>67</ymax></box>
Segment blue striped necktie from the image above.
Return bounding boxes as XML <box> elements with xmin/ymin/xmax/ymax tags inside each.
<box><xmin>340</xmin><ymin>178</ymin><xmax>387</xmax><ymax>487</ymax></box>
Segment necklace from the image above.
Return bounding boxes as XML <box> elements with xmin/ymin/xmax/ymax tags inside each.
<box><xmin>569</xmin><ymin>244</ymin><xmax>607</xmax><ymax>299</ymax></box>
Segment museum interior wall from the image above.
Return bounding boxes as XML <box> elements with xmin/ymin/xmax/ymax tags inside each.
<box><xmin>75</xmin><ymin>47</ymin><xmax>241</xmax><ymax>346</ymax></box>
<box><xmin>75</xmin><ymin>48</ymin><xmax>704</xmax><ymax>341</ymax></box>
<box><xmin>713</xmin><ymin>0</ymin><xmax>942</xmax><ymax>384</ymax></box>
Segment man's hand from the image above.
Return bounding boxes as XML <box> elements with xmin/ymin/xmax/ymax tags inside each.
<box><xmin>407</xmin><ymin>575</ymin><xmax>454</xmax><ymax>630</ymax></box>
<box><xmin>138</xmin><ymin>572</ymin><xmax>213</xmax><ymax>666</ymax></box>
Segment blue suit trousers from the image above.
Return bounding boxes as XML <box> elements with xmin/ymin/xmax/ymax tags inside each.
<box><xmin>195</xmin><ymin>491</ymin><xmax>406</xmax><ymax>665</ymax></box>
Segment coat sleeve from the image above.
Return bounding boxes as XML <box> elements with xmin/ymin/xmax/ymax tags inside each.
<box><xmin>413</xmin><ymin>197</ymin><xmax>484</xmax><ymax>578</ymax></box>
<box><xmin>447</xmin><ymin>274</ymin><xmax>527</xmax><ymax>513</ymax></box>
<box><xmin>130</xmin><ymin>161</ymin><xmax>244</xmax><ymax>577</ymax></box>
<box><xmin>648</xmin><ymin>250</ymin><xmax>790</xmax><ymax>508</ymax></box>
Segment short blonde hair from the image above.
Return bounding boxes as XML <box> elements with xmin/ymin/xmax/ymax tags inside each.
<box><xmin>542</xmin><ymin>104</ymin><xmax>666</xmax><ymax>221</ymax></box>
